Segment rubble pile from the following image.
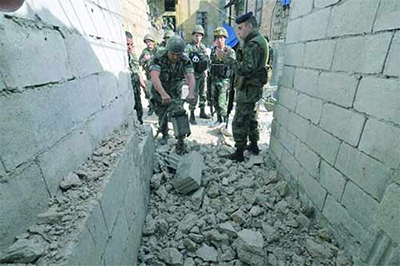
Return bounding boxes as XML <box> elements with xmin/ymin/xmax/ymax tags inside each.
<box><xmin>138</xmin><ymin>140</ymin><xmax>353</xmax><ymax>266</ymax></box>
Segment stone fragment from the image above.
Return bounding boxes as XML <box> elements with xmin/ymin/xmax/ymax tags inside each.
<box><xmin>191</xmin><ymin>187</ymin><xmax>204</xmax><ymax>209</ymax></box>
<box><xmin>203</xmin><ymin>229</ymin><xmax>229</xmax><ymax>243</ymax></box>
<box><xmin>183</xmin><ymin>238</ymin><xmax>197</xmax><ymax>252</ymax></box>
<box><xmin>196</xmin><ymin>244</ymin><xmax>218</xmax><ymax>262</ymax></box>
<box><xmin>188</xmin><ymin>233</ymin><xmax>204</xmax><ymax>243</ymax></box>
<box><xmin>234</xmin><ymin>229</ymin><xmax>265</xmax><ymax>266</ymax></box>
<box><xmin>262</xmin><ymin>223</ymin><xmax>280</xmax><ymax>243</ymax></box>
<box><xmin>173</xmin><ymin>152</ymin><xmax>204</xmax><ymax>194</ymax></box>
<box><xmin>166</xmin><ymin>153</ymin><xmax>182</xmax><ymax>170</ymax></box>
<box><xmin>143</xmin><ymin>218</ymin><xmax>156</xmax><ymax>236</ymax></box>
<box><xmin>297</xmin><ymin>213</ymin><xmax>310</xmax><ymax>228</ymax></box>
<box><xmin>230</xmin><ymin>209</ymin><xmax>247</xmax><ymax>225</ymax></box>
<box><xmin>207</xmin><ymin>182</ymin><xmax>220</xmax><ymax>198</ymax></box>
<box><xmin>178</xmin><ymin>214</ymin><xmax>198</xmax><ymax>233</ymax></box>
<box><xmin>0</xmin><ymin>237</ymin><xmax>46</xmax><ymax>263</ymax></box>
<box><xmin>37</xmin><ymin>207</ymin><xmax>61</xmax><ymax>224</ymax></box>
<box><xmin>184</xmin><ymin>257</ymin><xmax>196</xmax><ymax>266</ymax></box>
<box><xmin>245</xmin><ymin>155</ymin><xmax>264</xmax><ymax>168</ymax></box>
<box><xmin>156</xmin><ymin>186</ymin><xmax>168</xmax><ymax>200</ymax></box>
<box><xmin>157</xmin><ymin>219</ymin><xmax>168</xmax><ymax>235</ymax></box>
<box><xmin>160</xmin><ymin>248</ymin><xmax>183</xmax><ymax>265</ymax></box>
<box><xmin>305</xmin><ymin>238</ymin><xmax>333</xmax><ymax>258</ymax></box>
<box><xmin>219</xmin><ymin>222</ymin><xmax>237</xmax><ymax>237</ymax></box>
<box><xmin>60</xmin><ymin>173</ymin><xmax>82</xmax><ymax>191</ymax></box>
<box><xmin>249</xmin><ymin>206</ymin><xmax>263</xmax><ymax>217</ymax></box>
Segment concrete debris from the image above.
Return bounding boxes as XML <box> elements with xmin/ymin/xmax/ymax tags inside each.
<box><xmin>160</xmin><ymin>248</ymin><xmax>183</xmax><ymax>266</ymax></box>
<box><xmin>138</xmin><ymin>140</ymin><xmax>352</xmax><ymax>266</ymax></box>
<box><xmin>59</xmin><ymin>172</ymin><xmax>82</xmax><ymax>191</ymax></box>
<box><xmin>172</xmin><ymin>151</ymin><xmax>204</xmax><ymax>194</ymax></box>
<box><xmin>0</xmin><ymin>236</ymin><xmax>46</xmax><ymax>263</ymax></box>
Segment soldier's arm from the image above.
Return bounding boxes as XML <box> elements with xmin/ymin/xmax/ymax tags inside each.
<box><xmin>222</xmin><ymin>42</ymin><xmax>260</xmax><ymax>76</ymax></box>
<box><xmin>185</xmin><ymin>72</ymin><xmax>195</xmax><ymax>101</ymax></box>
<box><xmin>150</xmin><ymin>70</ymin><xmax>171</xmax><ymax>103</ymax></box>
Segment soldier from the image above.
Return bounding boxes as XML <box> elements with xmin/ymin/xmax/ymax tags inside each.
<box><xmin>139</xmin><ymin>33</ymin><xmax>158</xmax><ymax>116</ymax></box>
<box><xmin>149</xmin><ymin>35</ymin><xmax>195</xmax><ymax>154</ymax></box>
<box><xmin>126</xmin><ymin>31</ymin><xmax>147</xmax><ymax>124</ymax></box>
<box><xmin>216</xmin><ymin>12</ymin><xmax>269</xmax><ymax>162</ymax></box>
<box><xmin>185</xmin><ymin>25</ymin><xmax>211</xmax><ymax>124</ymax></box>
<box><xmin>160</xmin><ymin>30</ymin><xmax>174</xmax><ymax>48</ymax></box>
<box><xmin>209</xmin><ymin>27</ymin><xmax>236</xmax><ymax>124</ymax></box>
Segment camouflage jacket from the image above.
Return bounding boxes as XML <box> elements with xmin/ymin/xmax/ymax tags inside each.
<box><xmin>139</xmin><ymin>47</ymin><xmax>158</xmax><ymax>79</ymax></box>
<box><xmin>225</xmin><ymin>30</ymin><xmax>269</xmax><ymax>103</ymax></box>
<box><xmin>185</xmin><ymin>41</ymin><xmax>209</xmax><ymax>77</ymax></box>
<box><xmin>128</xmin><ymin>52</ymin><xmax>140</xmax><ymax>89</ymax></box>
<box><xmin>149</xmin><ymin>49</ymin><xmax>194</xmax><ymax>102</ymax></box>
<box><xmin>209</xmin><ymin>46</ymin><xmax>236</xmax><ymax>81</ymax></box>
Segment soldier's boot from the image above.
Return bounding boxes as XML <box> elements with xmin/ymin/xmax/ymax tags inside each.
<box><xmin>176</xmin><ymin>138</ymin><xmax>186</xmax><ymax>155</ymax></box>
<box><xmin>217</xmin><ymin>114</ymin><xmax>223</xmax><ymax>123</ymax></box>
<box><xmin>189</xmin><ymin>110</ymin><xmax>197</xmax><ymax>125</ymax></box>
<box><xmin>159</xmin><ymin>134</ymin><xmax>169</xmax><ymax>145</ymax></box>
<box><xmin>199</xmin><ymin>108</ymin><xmax>211</xmax><ymax>119</ymax></box>
<box><xmin>246</xmin><ymin>142</ymin><xmax>260</xmax><ymax>155</ymax></box>
<box><xmin>221</xmin><ymin>147</ymin><xmax>244</xmax><ymax>162</ymax></box>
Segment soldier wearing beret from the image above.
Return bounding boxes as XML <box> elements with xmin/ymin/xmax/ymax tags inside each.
<box><xmin>216</xmin><ymin>12</ymin><xmax>269</xmax><ymax>162</ymax></box>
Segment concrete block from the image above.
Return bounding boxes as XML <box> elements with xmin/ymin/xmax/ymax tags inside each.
<box><xmin>304</xmin><ymin>123</ymin><xmax>341</xmax><ymax>165</ymax></box>
<box><xmin>332</xmin><ymin>32</ymin><xmax>392</xmax><ymax>74</ymax></box>
<box><xmin>173</xmin><ymin>151</ymin><xmax>204</xmax><ymax>194</ymax></box>
<box><xmin>0</xmin><ymin>163</ymin><xmax>50</xmax><ymax>249</ymax></box>
<box><xmin>319</xmin><ymin>161</ymin><xmax>346</xmax><ymax>202</ymax></box>
<box><xmin>272</xmin><ymin>103</ymin><xmax>290</xmax><ymax>127</ymax></box>
<box><xmin>300</xmin><ymin>8</ymin><xmax>331</xmax><ymax>41</ymax></box>
<box><xmin>285</xmin><ymin>18</ymin><xmax>302</xmax><ymax>44</ymax></box>
<box><xmin>359</xmin><ymin>119</ymin><xmax>400</xmax><ymax>169</ymax></box>
<box><xmin>97</xmin><ymin>71</ymin><xmax>119</xmax><ymax>108</ymax></box>
<box><xmin>293</xmin><ymin>68</ymin><xmax>319</xmax><ymax>96</ymax></box>
<box><xmin>278</xmin><ymin>66</ymin><xmax>295</xmax><ymax>88</ymax></box>
<box><xmin>298</xmin><ymin>170</ymin><xmax>327</xmax><ymax>210</ymax></box>
<box><xmin>0</xmin><ymin>160</ymin><xmax>6</xmax><ymax>177</ymax></box>
<box><xmin>335</xmin><ymin>142</ymin><xmax>392</xmax><ymax>201</ymax></box>
<box><xmin>323</xmin><ymin>195</ymin><xmax>368</xmax><ymax>243</ymax></box>
<box><xmin>278</xmin><ymin>126</ymin><xmax>298</xmax><ymax>156</ymax></box>
<box><xmin>327</xmin><ymin>0</ymin><xmax>380</xmax><ymax>37</ymax></box>
<box><xmin>377</xmin><ymin>184</ymin><xmax>400</xmax><ymax>244</ymax></box>
<box><xmin>290</xmin><ymin>0</ymin><xmax>313</xmax><ymax>19</ymax></box>
<box><xmin>38</xmin><ymin>128</ymin><xmax>94</xmax><ymax>196</ymax></box>
<box><xmin>373</xmin><ymin>0</ymin><xmax>400</xmax><ymax>31</ymax></box>
<box><xmin>294</xmin><ymin>141</ymin><xmax>320</xmax><ymax>177</ymax></box>
<box><xmin>269</xmin><ymin>136</ymin><xmax>285</xmax><ymax>162</ymax></box>
<box><xmin>295</xmin><ymin>93</ymin><xmax>323</xmax><ymax>124</ymax></box>
<box><xmin>0</xmin><ymin>18</ymin><xmax>72</xmax><ymax>88</ymax></box>
<box><xmin>316</xmin><ymin>72</ymin><xmax>359</xmax><ymax>107</ymax></box>
<box><xmin>286</xmin><ymin>112</ymin><xmax>311</xmax><ymax>142</ymax></box>
<box><xmin>384</xmin><ymin>32</ymin><xmax>400</xmax><ymax>77</ymax></box>
<box><xmin>303</xmin><ymin>40</ymin><xmax>335</xmax><ymax>69</ymax></box>
<box><xmin>281</xmin><ymin>149</ymin><xmax>301</xmax><ymax>181</ymax></box>
<box><xmin>284</xmin><ymin>43</ymin><xmax>305</xmax><ymax>67</ymax></box>
<box><xmin>314</xmin><ymin>0</ymin><xmax>340</xmax><ymax>8</ymax></box>
<box><xmin>100</xmin><ymin>133</ymin><xmax>137</xmax><ymax>232</ymax></box>
<box><xmin>277</xmin><ymin>86</ymin><xmax>297</xmax><ymax>111</ymax></box>
<box><xmin>320</xmin><ymin>104</ymin><xmax>365</xmax><ymax>146</ymax></box>
<box><xmin>342</xmin><ymin>181</ymin><xmax>379</xmax><ymax>229</ymax></box>
<box><xmin>66</xmin><ymin>202</ymin><xmax>108</xmax><ymax>266</ymax></box>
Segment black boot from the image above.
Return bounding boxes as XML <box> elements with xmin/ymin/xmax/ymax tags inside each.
<box><xmin>190</xmin><ymin>110</ymin><xmax>197</xmax><ymax>125</ymax></box>
<box><xmin>246</xmin><ymin>142</ymin><xmax>260</xmax><ymax>155</ymax></box>
<box><xmin>222</xmin><ymin>147</ymin><xmax>244</xmax><ymax>162</ymax></box>
<box><xmin>199</xmin><ymin>107</ymin><xmax>211</xmax><ymax>119</ymax></box>
<box><xmin>217</xmin><ymin>114</ymin><xmax>223</xmax><ymax>123</ymax></box>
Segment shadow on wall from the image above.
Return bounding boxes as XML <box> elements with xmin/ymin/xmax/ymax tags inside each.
<box><xmin>0</xmin><ymin>1</ymin><xmax>134</xmax><ymax>251</ymax></box>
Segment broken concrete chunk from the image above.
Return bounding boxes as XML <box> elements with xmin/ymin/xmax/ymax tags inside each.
<box><xmin>196</xmin><ymin>244</ymin><xmax>218</xmax><ymax>262</ymax></box>
<box><xmin>37</xmin><ymin>207</ymin><xmax>62</xmax><ymax>224</ymax></box>
<box><xmin>160</xmin><ymin>248</ymin><xmax>183</xmax><ymax>265</ymax></box>
<box><xmin>60</xmin><ymin>173</ymin><xmax>82</xmax><ymax>191</ymax></box>
<box><xmin>234</xmin><ymin>229</ymin><xmax>265</xmax><ymax>266</ymax></box>
<box><xmin>173</xmin><ymin>151</ymin><xmax>204</xmax><ymax>194</ymax></box>
<box><xmin>305</xmin><ymin>238</ymin><xmax>334</xmax><ymax>259</ymax></box>
<box><xmin>178</xmin><ymin>214</ymin><xmax>198</xmax><ymax>233</ymax></box>
<box><xmin>245</xmin><ymin>155</ymin><xmax>264</xmax><ymax>168</ymax></box>
<box><xmin>0</xmin><ymin>237</ymin><xmax>46</xmax><ymax>263</ymax></box>
<box><xmin>218</xmin><ymin>222</ymin><xmax>237</xmax><ymax>237</ymax></box>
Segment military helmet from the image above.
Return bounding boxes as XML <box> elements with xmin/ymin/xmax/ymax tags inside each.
<box><xmin>167</xmin><ymin>35</ymin><xmax>185</xmax><ymax>54</ymax></box>
<box><xmin>192</xmin><ymin>24</ymin><xmax>205</xmax><ymax>35</ymax></box>
<box><xmin>163</xmin><ymin>30</ymin><xmax>174</xmax><ymax>39</ymax></box>
<box><xmin>213</xmin><ymin>27</ymin><xmax>228</xmax><ymax>38</ymax></box>
<box><xmin>143</xmin><ymin>33</ymin><xmax>155</xmax><ymax>43</ymax></box>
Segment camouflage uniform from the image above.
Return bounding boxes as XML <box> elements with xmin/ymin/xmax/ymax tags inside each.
<box><xmin>128</xmin><ymin>52</ymin><xmax>143</xmax><ymax>124</ymax></box>
<box><xmin>139</xmin><ymin>44</ymin><xmax>158</xmax><ymax>113</ymax></box>
<box><xmin>185</xmin><ymin>41</ymin><xmax>208</xmax><ymax>111</ymax></box>
<box><xmin>149</xmin><ymin>49</ymin><xmax>194</xmax><ymax>136</ymax></box>
<box><xmin>209</xmin><ymin>46</ymin><xmax>236</xmax><ymax>118</ymax></box>
<box><xmin>226</xmin><ymin>30</ymin><xmax>269</xmax><ymax>150</ymax></box>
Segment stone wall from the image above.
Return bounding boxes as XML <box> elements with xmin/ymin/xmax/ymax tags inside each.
<box><xmin>0</xmin><ymin>0</ymin><xmax>154</xmax><ymax>263</ymax></box>
<box><xmin>269</xmin><ymin>0</ymin><xmax>399</xmax><ymax>264</ymax></box>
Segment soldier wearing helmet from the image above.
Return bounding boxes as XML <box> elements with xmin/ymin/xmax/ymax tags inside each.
<box><xmin>185</xmin><ymin>24</ymin><xmax>211</xmax><ymax>124</ymax></box>
<box><xmin>160</xmin><ymin>30</ymin><xmax>174</xmax><ymax>48</ymax></box>
<box><xmin>209</xmin><ymin>26</ymin><xmax>236</xmax><ymax>124</ymax></box>
<box><xmin>149</xmin><ymin>35</ymin><xmax>195</xmax><ymax>153</ymax></box>
<box><xmin>139</xmin><ymin>33</ymin><xmax>158</xmax><ymax>116</ymax></box>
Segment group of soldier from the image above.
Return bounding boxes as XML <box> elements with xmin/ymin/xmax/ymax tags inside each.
<box><xmin>126</xmin><ymin>11</ymin><xmax>270</xmax><ymax>161</ymax></box>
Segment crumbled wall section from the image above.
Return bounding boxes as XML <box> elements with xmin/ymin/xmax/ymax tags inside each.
<box><xmin>0</xmin><ymin>0</ymin><xmax>142</xmax><ymax>252</ymax></box>
<box><xmin>269</xmin><ymin>0</ymin><xmax>399</xmax><ymax>264</ymax></box>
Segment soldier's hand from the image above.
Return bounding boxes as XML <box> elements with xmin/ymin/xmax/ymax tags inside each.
<box><xmin>143</xmin><ymin>54</ymin><xmax>151</xmax><ymax>61</ymax></box>
<box><xmin>161</xmin><ymin>93</ymin><xmax>172</xmax><ymax>104</ymax></box>
<box><xmin>186</xmin><ymin>92</ymin><xmax>195</xmax><ymax>103</ymax></box>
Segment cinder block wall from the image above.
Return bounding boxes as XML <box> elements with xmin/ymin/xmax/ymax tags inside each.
<box><xmin>0</xmin><ymin>0</ymin><xmax>145</xmax><ymax>252</ymax></box>
<box><xmin>269</xmin><ymin>0</ymin><xmax>399</xmax><ymax>264</ymax></box>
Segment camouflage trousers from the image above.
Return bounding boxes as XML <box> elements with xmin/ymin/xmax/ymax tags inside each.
<box><xmin>189</xmin><ymin>74</ymin><xmax>206</xmax><ymax>111</ymax></box>
<box><xmin>232</xmin><ymin>102</ymin><xmax>259</xmax><ymax>149</ymax></box>
<box><xmin>211</xmin><ymin>78</ymin><xmax>229</xmax><ymax>117</ymax></box>
<box><xmin>133</xmin><ymin>86</ymin><xmax>143</xmax><ymax>124</ymax></box>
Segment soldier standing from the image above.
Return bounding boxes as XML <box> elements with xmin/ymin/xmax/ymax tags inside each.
<box><xmin>139</xmin><ymin>33</ymin><xmax>158</xmax><ymax>116</ymax></box>
<box><xmin>216</xmin><ymin>12</ymin><xmax>269</xmax><ymax>162</ymax></box>
<box><xmin>209</xmin><ymin>27</ymin><xmax>236</xmax><ymax>124</ymax></box>
<box><xmin>160</xmin><ymin>30</ymin><xmax>174</xmax><ymax>48</ymax></box>
<box><xmin>126</xmin><ymin>31</ymin><xmax>147</xmax><ymax>124</ymax></box>
<box><xmin>185</xmin><ymin>25</ymin><xmax>211</xmax><ymax>124</ymax></box>
<box><xmin>149</xmin><ymin>36</ymin><xmax>195</xmax><ymax>154</ymax></box>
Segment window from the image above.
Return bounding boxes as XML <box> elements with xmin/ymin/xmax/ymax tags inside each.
<box><xmin>196</xmin><ymin>11</ymin><xmax>207</xmax><ymax>36</ymax></box>
<box><xmin>164</xmin><ymin>0</ymin><xmax>175</xmax><ymax>12</ymax></box>
<box><xmin>235</xmin><ymin>0</ymin><xmax>245</xmax><ymax>17</ymax></box>
<box><xmin>255</xmin><ymin>0</ymin><xmax>263</xmax><ymax>27</ymax></box>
